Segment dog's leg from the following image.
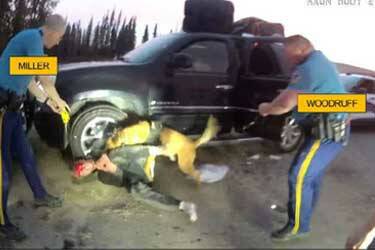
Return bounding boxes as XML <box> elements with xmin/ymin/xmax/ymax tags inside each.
<box><xmin>144</xmin><ymin>155</ymin><xmax>156</xmax><ymax>182</ymax></box>
<box><xmin>177</xmin><ymin>150</ymin><xmax>201</xmax><ymax>185</ymax></box>
<box><xmin>152</xmin><ymin>145</ymin><xmax>176</xmax><ymax>162</ymax></box>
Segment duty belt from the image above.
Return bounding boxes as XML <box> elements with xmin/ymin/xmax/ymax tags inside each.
<box><xmin>309</xmin><ymin>114</ymin><xmax>349</xmax><ymax>145</ymax></box>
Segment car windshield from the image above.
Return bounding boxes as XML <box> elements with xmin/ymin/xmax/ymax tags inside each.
<box><xmin>122</xmin><ymin>34</ymin><xmax>181</xmax><ymax>63</ymax></box>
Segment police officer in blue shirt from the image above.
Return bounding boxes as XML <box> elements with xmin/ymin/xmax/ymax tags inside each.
<box><xmin>0</xmin><ymin>14</ymin><xmax>70</xmax><ymax>241</ymax></box>
<box><xmin>258</xmin><ymin>35</ymin><xmax>350</xmax><ymax>241</ymax></box>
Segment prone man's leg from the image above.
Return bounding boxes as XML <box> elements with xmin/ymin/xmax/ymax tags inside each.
<box><xmin>130</xmin><ymin>182</ymin><xmax>198</xmax><ymax>221</ymax></box>
<box><xmin>130</xmin><ymin>182</ymin><xmax>180</xmax><ymax>211</ymax></box>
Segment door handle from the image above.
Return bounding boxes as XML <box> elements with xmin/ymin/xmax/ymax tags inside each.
<box><xmin>216</xmin><ymin>85</ymin><xmax>234</xmax><ymax>90</ymax></box>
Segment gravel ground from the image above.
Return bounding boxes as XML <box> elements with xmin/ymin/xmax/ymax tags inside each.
<box><xmin>0</xmin><ymin>125</ymin><xmax>374</xmax><ymax>248</ymax></box>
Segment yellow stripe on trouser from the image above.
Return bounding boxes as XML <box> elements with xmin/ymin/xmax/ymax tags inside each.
<box><xmin>0</xmin><ymin>111</ymin><xmax>5</xmax><ymax>225</ymax></box>
<box><xmin>292</xmin><ymin>140</ymin><xmax>321</xmax><ymax>234</ymax></box>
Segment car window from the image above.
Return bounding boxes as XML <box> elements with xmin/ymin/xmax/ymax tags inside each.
<box><xmin>249</xmin><ymin>45</ymin><xmax>278</xmax><ymax>76</ymax></box>
<box><xmin>357</xmin><ymin>79</ymin><xmax>375</xmax><ymax>93</ymax></box>
<box><xmin>122</xmin><ymin>34</ymin><xmax>179</xmax><ymax>63</ymax></box>
<box><xmin>178</xmin><ymin>41</ymin><xmax>229</xmax><ymax>74</ymax></box>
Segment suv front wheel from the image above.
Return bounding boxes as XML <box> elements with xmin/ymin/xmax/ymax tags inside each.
<box><xmin>69</xmin><ymin>105</ymin><xmax>128</xmax><ymax>158</ymax></box>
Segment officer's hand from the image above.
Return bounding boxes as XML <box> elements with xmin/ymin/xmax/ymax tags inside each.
<box><xmin>96</xmin><ymin>154</ymin><xmax>118</xmax><ymax>174</ymax></box>
<box><xmin>46</xmin><ymin>98</ymin><xmax>60</xmax><ymax>114</ymax></box>
<box><xmin>259</xmin><ymin>103</ymin><xmax>271</xmax><ymax>117</ymax></box>
<box><xmin>55</xmin><ymin>98</ymin><xmax>71</xmax><ymax>113</ymax></box>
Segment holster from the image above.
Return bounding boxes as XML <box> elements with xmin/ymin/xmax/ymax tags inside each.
<box><xmin>0</xmin><ymin>88</ymin><xmax>25</xmax><ymax>112</ymax></box>
<box><xmin>0</xmin><ymin>90</ymin><xmax>8</xmax><ymax>108</ymax></box>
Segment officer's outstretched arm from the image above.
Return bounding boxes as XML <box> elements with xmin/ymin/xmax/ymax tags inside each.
<box><xmin>37</xmin><ymin>75</ymin><xmax>70</xmax><ymax>113</ymax></box>
<box><xmin>28</xmin><ymin>79</ymin><xmax>61</xmax><ymax>113</ymax></box>
<box><xmin>28</xmin><ymin>78</ymin><xmax>48</xmax><ymax>102</ymax></box>
<box><xmin>259</xmin><ymin>89</ymin><xmax>299</xmax><ymax>116</ymax></box>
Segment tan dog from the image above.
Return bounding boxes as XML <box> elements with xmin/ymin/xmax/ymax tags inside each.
<box><xmin>158</xmin><ymin>115</ymin><xmax>220</xmax><ymax>183</ymax></box>
<box><xmin>106</xmin><ymin>121</ymin><xmax>151</xmax><ymax>149</ymax></box>
<box><xmin>105</xmin><ymin>115</ymin><xmax>220</xmax><ymax>183</ymax></box>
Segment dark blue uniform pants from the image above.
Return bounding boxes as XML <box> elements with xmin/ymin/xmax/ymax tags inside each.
<box><xmin>287</xmin><ymin>136</ymin><xmax>344</xmax><ymax>234</ymax></box>
<box><xmin>0</xmin><ymin>111</ymin><xmax>47</xmax><ymax>226</ymax></box>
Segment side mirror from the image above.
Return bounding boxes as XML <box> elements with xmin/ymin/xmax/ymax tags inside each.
<box><xmin>169</xmin><ymin>53</ymin><xmax>193</xmax><ymax>69</ymax></box>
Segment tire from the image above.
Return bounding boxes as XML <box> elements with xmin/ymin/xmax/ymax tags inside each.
<box><xmin>183</xmin><ymin>0</ymin><xmax>234</xmax><ymax>33</ymax></box>
<box><xmin>69</xmin><ymin>105</ymin><xmax>128</xmax><ymax>159</ymax></box>
<box><xmin>184</xmin><ymin>0</ymin><xmax>234</xmax><ymax>16</ymax></box>
<box><xmin>278</xmin><ymin>116</ymin><xmax>304</xmax><ymax>153</ymax></box>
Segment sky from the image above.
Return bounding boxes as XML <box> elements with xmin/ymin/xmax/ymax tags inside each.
<box><xmin>55</xmin><ymin>0</ymin><xmax>375</xmax><ymax>70</ymax></box>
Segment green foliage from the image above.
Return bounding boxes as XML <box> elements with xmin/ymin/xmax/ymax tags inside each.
<box><xmin>0</xmin><ymin>0</ymin><xmax>59</xmax><ymax>52</ymax></box>
<box><xmin>142</xmin><ymin>25</ymin><xmax>149</xmax><ymax>43</ymax></box>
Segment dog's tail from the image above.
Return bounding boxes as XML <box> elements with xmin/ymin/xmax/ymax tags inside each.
<box><xmin>194</xmin><ymin>115</ymin><xmax>220</xmax><ymax>147</ymax></box>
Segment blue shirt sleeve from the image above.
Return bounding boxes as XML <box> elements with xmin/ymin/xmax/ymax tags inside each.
<box><xmin>25</xmin><ymin>32</ymin><xmax>44</xmax><ymax>56</ymax></box>
<box><xmin>287</xmin><ymin>67</ymin><xmax>313</xmax><ymax>92</ymax></box>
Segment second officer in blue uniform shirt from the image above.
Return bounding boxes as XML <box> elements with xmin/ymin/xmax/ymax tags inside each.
<box><xmin>258</xmin><ymin>35</ymin><xmax>350</xmax><ymax>241</ymax></box>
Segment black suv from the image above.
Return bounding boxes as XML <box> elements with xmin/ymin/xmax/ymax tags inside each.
<box><xmin>33</xmin><ymin>32</ymin><xmax>304</xmax><ymax>158</ymax></box>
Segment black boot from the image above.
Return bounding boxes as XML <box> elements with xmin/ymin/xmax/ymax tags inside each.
<box><xmin>34</xmin><ymin>193</ymin><xmax>63</xmax><ymax>208</ymax></box>
<box><xmin>271</xmin><ymin>224</ymin><xmax>310</xmax><ymax>242</ymax></box>
<box><xmin>0</xmin><ymin>223</ymin><xmax>27</xmax><ymax>242</ymax></box>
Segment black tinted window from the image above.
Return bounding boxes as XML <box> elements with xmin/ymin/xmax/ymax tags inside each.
<box><xmin>123</xmin><ymin>34</ymin><xmax>179</xmax><ymax>63</ymax></box>
<box><xmin>179</xmin><ymin>41</ymin><xmax>229</xmax><ymax>73</ymax></box>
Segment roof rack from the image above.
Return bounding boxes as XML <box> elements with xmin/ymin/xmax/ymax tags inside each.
<box><xmin>230</xmin><ymin>32</ymin><xmax>286</xmax><ymax>43</ymax></box>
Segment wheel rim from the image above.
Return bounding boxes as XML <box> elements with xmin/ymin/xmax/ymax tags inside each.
<box><xmin>280</xmin><ymin>116</ymin><xmax>302</xmax><ymax>150</ymax></box>
<box><xmin>80</xmin><ymin>116</ymin><xmax>116</xmax><ymax>156</ymax></box>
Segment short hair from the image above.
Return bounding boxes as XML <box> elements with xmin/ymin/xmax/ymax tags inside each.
<box><xmin>285</xmin><ymin>35</ymin><xmax>313</xmax><ymax>49</ymax></box>
<box><xmin>44</xmin><ymin>14</ymin><xmax>67</xmax><ymax>32</ymax></box>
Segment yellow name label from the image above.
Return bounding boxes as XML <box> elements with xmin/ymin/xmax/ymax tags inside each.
<box><xmin>297</xmin><ymin>94</ymin><xmax>366</xmax><ymax>113</ymax></box>
<box><xmin>9</xmin><ymin>56</ymin><xmax>58</xmax><ymax>75</ymax></box>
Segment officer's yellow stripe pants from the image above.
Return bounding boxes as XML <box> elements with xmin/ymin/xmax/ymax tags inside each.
<box><xmin>287</xmin><ymin>137</ymin><xmax>344</xmax><ymax>234</ymax></box>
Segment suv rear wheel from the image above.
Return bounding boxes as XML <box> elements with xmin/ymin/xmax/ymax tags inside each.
<box><xmin>278</xmin><ymin>116</ymin><xmax>304</xmax><ymax>152</ymax></box>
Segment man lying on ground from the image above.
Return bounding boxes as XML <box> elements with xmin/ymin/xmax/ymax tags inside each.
<box><xmin>73</xmin><ymin>144</ymin><xmax>198</xmax><ymax>222</ymax></box>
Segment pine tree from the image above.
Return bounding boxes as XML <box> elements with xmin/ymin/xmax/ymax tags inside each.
<box><xmin>109</xmin><ymin>9</ymin><xmax>116</xmax><ymax>29</ymax></box>
<box><xmin>86</xmin><ymin>17</ymin><xmax>94</xmax><ymax>48</ymax></box>
<box><xmin>142</xmin><ymin>25</ymin><xmax>149</xmax><ymax>43</ymax></box>
<box><xmin>0</xmin><ymin>0</ymin><xmax>59</xmax><ymax>54</ymax></box>
<box><xmin>130</xmin><ymin>17</ymin><xmax>137</xmax><ymax>50</ymax></box>
<box><xmin>57</xmin><ymin>23</ymin><xmax>71</xmax><ymax>59</ymax></box>
<box><xmin>70</xmin><ymin>23</ymin><xmax>77</xmax><ymax>57</ymax></box>
<box><xmin>13</xmin><ymin>0</ymin><xmax>28</xmax><ymax>34</ymax></box>
<box><xmin>76</xmin><ymin>21</ymin><xmax>82</xmax><ymax>57</ymax></box>
<box><xmin>104</xmin><ymin>11</ymin><xmax>112</xmax><ymax>53</ymax></box>
<box><xmin>115</xmin><ymin>19</ymin><xmax>127</xmax><ymax>57</ymax></box>
<box><xmin>93</xmin><ymin>23</ymin><xmax>100</xmax><ymax>54</ymax></box>
<box><xmin>0</xmin><ymin>0</ymin><xmax>12</xmax><ymax>51</ymax></box>
<box><xmin>115</xmin><ymin>11</ymin><xmax>122</xmax><ymax>33</ymax></box>
<box><xmin>110</xmin><ymin>26</ymin><xmax>117</xmax><ymax>56</ymax></box>
<box><xmin>153</xmin><ymin>24</ymin><xmax>158</xmax><ymax>38</ymax></box>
